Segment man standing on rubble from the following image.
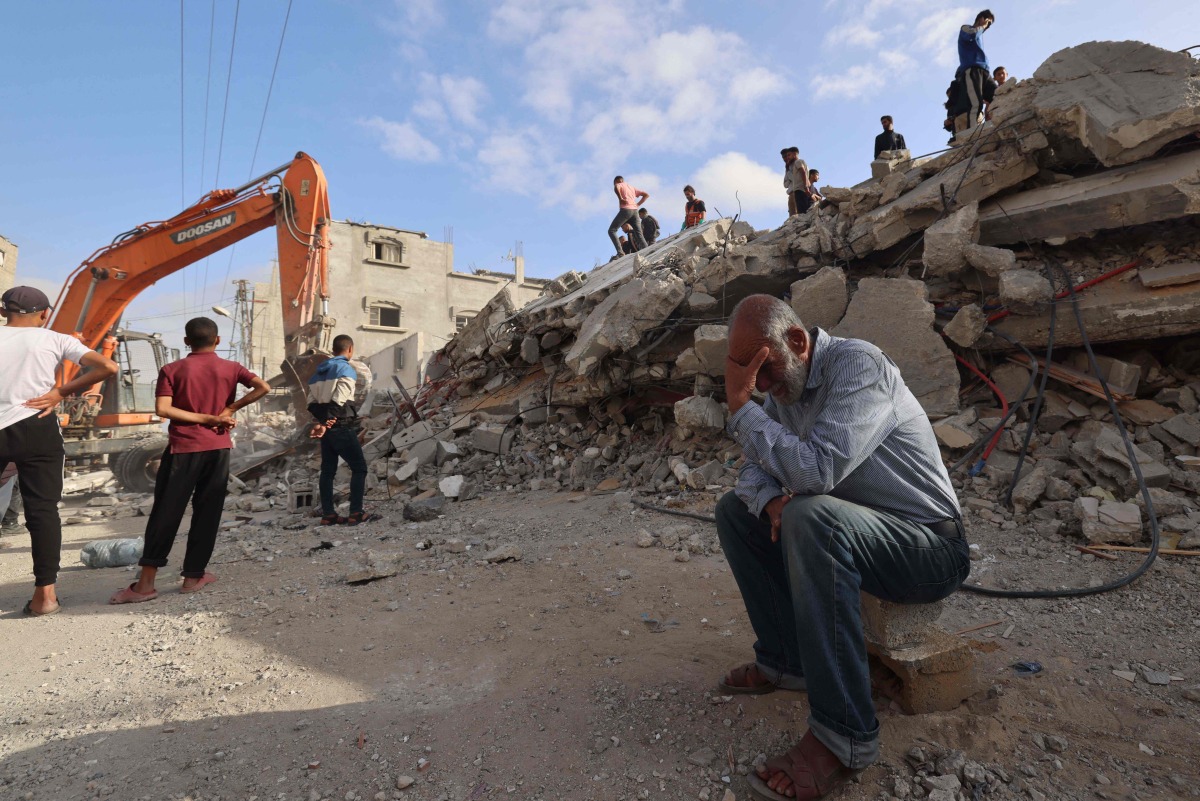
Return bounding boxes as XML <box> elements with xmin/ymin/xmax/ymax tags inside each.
<box><xmin>307</xmin><ymin>335</ymin><xmax>379</xmax><ymax>526</ymax></box>
<box><xmin>0</xmin><ymin>287</ymin><xmax>118</xmax><ymax>615</ymax></box>
<box><xmin>873</xmin><ymin>116</ymin><xmax>907</xmax><ymax>159</ymax></box>
<box><xmin>715</xmin><ymin>295</ymin><xmax>968</xmax><ymax>800</ymax></box>
<box><xmin>682</xmin><ymin>185</ymin><xmax>707</xmax><ymax>229</ymax></box>
<box><xmin>638</xmin><ymin>208</ymin><xmax>660</xmax><ymax>245</ymax></box>
<box><xmin>955</xmin><ymin>9</ymin><xmax>996</xmax><ymax>132</ymax></box>
<box><xmin>608</xmin><ymin>176</ymin><xmax>649</xmax><ymax>256</ymax></box>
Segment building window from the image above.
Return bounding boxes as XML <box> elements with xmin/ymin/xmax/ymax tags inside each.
<box><xmin>394</xmin><ymin>347</ymin><xmax>405</xmax><ymax>371</ymax></box>
<box><xmin>454</xmin><ymin>313</ymin><xmax>474</xmax><ymax>332</ymax></box>
<box><xmin>372</xmin><ymin>241</ymin><xmax>403</xmax><ymax>264</ymax></box>
<box><xmin>369</xmin><ymin>303</ymin><xmax>403</xmax><ymax>329</ymax></box>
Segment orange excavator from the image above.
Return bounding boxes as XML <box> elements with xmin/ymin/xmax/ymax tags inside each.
<box><xmin>47</xmin><ymin>151</ymin><xmax>334</xmax><ymax>491</ymax></box>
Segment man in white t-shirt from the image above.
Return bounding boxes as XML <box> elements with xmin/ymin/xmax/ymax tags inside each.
<box><xmin>0</xmin><ymin>286</ymin><xmax>118</xmax><ymax>615</ymax></box>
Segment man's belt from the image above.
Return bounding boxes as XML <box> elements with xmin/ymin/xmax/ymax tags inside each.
<box><xmin>927</xmin><ymin>518</ymin><xmax>965</xmax><ymax>539</ymax></box>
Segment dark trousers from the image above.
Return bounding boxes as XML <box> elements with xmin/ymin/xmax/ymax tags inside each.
<box><xmin>139</xmin><ymin>448</ymin><xmax>229</xmax><ymax>578</ymax></box>
<box><xmin>607</xmin><ymin>209</ymin><xmax>648</xmax><ymax>255</ymax></box>
<box><xmin>319</xmin><ymin>426</ymin><xmax>367</xmax><ymax>515</ymax></box>
<box><xmin>715</xmin><ymin>491</ymin><xmax>969</xmax><ymax>770</ymax></box>
<box><xmin>793</xmin><ymin>191</ymin><xmax>813</xmax><ymax>214</ymax></box>
<box><xmin>960</xmin><ymin>66</ymin><xmax>994</xmax><ymax>129</ymax></box>
<box><xmin>0</xmin><ymin>414</ymin><xmax>65</xmax><ymax>586</ymax></box>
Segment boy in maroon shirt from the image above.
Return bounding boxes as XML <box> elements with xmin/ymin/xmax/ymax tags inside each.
<box><xmin>110</xmin><ymin>317</ymin><xmax>270</xmax><ymax>603</ymax></box>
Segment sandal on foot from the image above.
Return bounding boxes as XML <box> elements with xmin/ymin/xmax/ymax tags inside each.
<box><xmin>22</xmin><ymin>600</ymin><xmax>61</xmax><ymax>616</ymax></box>
<box><xmin>180</xmin><ymin>572</ymin><xmax>218</xmax><ymax>593</ymax></box>
<box><xmin>747</xmin><ymin>730</ymin><xmax>860</xmax><ymax>801</ymax></box>
<box><xmin>319</xmin><ymin>514</ymin><xmax>346</xmax><ymax>526</ymax></box>
<box><xmin>720</xmin><ymin>662</ymin><xmax>806</xmax><ymax>695</ymax></box>
<box><xmin>343</xmin><ymin>511</ymin><xmax>381</xmax><ymax>526</ymax></box>
<box><xmin>109</xmin><ymin>584</ymin><xmax>158</xmax><ymax>605</ymax></box>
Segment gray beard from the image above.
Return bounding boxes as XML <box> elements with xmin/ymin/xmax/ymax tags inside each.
<box><xmin>772</xmin><ymin>349</ymin><xmax>809</xmax><ymax>406</ymax></box>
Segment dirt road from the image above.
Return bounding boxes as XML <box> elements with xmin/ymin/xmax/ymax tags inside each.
<box><xmin>1</xmin><ymin>490</ymin><xmax>1197</xmax><ymax>800</ymax></box>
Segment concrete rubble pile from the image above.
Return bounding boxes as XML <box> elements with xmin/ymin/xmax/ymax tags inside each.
<box><xmin>217</xmin><ymin>41</ymin><xmax>1199</xmax><ymax>559</ymax></box>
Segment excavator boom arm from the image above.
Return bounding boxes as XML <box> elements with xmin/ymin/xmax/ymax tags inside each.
<box><xmin>50</xmin><ymin>152</ymin><xmax>331</xmax><ymax>367</ymax></box>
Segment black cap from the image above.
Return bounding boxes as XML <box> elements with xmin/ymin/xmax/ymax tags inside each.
<box><xmin>1</xmin><ymin>286</ymin><xmax>53</xmax><ymax>314</ymax></box>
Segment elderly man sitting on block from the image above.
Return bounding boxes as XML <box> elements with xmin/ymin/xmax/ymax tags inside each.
<box><xmin>716</xmin><ymin>294</ymin><xmax>969</xmax><ymax>800</ymax></box>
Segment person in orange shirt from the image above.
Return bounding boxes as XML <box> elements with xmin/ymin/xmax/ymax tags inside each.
<box><xmin>607</xmin><ymin>176</ymin><xmax>649</xmax><ymax>256</ymax></box>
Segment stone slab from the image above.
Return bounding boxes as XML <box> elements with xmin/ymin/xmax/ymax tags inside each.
<box><xmin>832</xmin><ymin>278</ymin><xmax>959</xmax><ymax>416</ymax></box>
<box><xmin>789</xmin><ymin>266</ymin><xmax>848</xmax><ymax>331</ymax></box>
<box><xmin>868</xmin><ymin>628</ymin><xmax>977</xmax><ymax>715</ymax></box>
<box><xmin>1139</xmin><ymin>262</ymin><xmax>1200</xmax><ymax>289</ymax></box>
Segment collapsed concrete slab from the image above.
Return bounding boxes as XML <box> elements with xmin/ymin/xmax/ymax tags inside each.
<box><xmin>564</xmin><ymin>272</ymin><xmax>687</xmax><ymax>376</ymax></box>
<box><xmin>978</xmin><ymin>150</ymin><xmax>1200</xmax><ymax>246</ymax></box>
<box><xmin>1016</xmin><ymin>41</ymin><xmax>1200</xmax><ymax>168</ymax></box>
<box><xmin>832</xmin><ymin>278</ymin><xmax>960</xmax><ymax>416</ymax></box>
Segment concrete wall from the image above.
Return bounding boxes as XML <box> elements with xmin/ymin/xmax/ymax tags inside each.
<box><xmin>314</xmin><ymin>220</ymin><xmax>547</xmax><ymax>386</ymax></box>
<box><xmin>0</xmin><ymin>234</ymin><xmax>17</xmax><ymax>295</ymax></box>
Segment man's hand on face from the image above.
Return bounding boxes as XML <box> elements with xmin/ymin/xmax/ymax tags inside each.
<box><xmin>725</xmin><ymin>346</ymin><xmax>769</xmax><ymax>415</ymax></box>
<box><xmin>764</xmin><ymin>494</ymin><xmax>789</xmax><ymax>543</ymax></box>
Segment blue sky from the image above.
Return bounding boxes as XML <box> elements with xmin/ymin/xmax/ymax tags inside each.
<box><xmin>3</xmin><ymin>0</ymin><xmax>1195</xmax><ymax>341</ymax></box>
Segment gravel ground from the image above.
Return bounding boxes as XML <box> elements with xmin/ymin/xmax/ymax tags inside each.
<box><xmin>1</xmin><ymin>488</ymin><xmax>1197</xmax><ymax>801</ymax></box>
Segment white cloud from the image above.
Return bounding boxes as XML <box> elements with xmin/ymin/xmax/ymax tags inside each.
<box><xmin>691</xmin><ymin>152</ymin><xmax>787</xmax><ymax>217</ymax></box>
<box><xmin>810</xmin><ymin>64</ymin><xmax>877</xmax><ymax>101</ymax></box>
<box><xmin>824</xmin><ymin>22</ymin><xmax>883</xmax><ymax>48</ymax></box>
<box><xmin>413</xmin><ymin>74</ymin><xmax>489</xmax><ymax>128</ymax></box>
<box><xmin>914</xmin><ymin>7</ymin><xmax>970</xmax><ymax>67</ymax></box>
<box><xmin>360</xmin><ymin>118</ymin><xmax>441</xmax><ymax>163</ymax></box>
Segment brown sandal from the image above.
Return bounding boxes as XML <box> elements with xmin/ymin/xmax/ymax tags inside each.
<box><xmin>719</xmin><ymin>662</ymin><xmax>779</xmax><ymax>695</ymax></box>
<box><xmin>747</xmin><ymin>730</ymin><xmax>860</xmax><ymax>801</ymax></box>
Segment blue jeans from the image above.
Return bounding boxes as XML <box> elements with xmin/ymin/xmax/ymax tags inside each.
<box><xmin>715</xmin><ymin>491</ymin><xmax>969</xmax><ymax>769</ymax></box>
<box><xmin>319</xmin><ymin>426</ymin><xmax>368</xmax><ymax>515</ymax></box>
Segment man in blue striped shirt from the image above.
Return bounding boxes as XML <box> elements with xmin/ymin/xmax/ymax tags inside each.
<box><xmin>715</xmin><ymin>295</ymin><xmax>968</xmax><ymax>800</ymax></box>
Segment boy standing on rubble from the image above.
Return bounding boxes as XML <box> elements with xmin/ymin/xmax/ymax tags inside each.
<box><xmin>110</xmin><ymin>317</ymin><xmax>270</xmax><ymax>604</ymax></box>
<box><xmin>307</xmin><ymin>335</ymin><xmax>378</xmax><ymax>526</ymax></box>
<box><xmin>955</xmin><ymin>9</ymin><xmax>997</xmax><ymax>132</ymax></box>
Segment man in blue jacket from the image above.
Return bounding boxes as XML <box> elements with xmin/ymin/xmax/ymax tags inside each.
<box><xmin>307</xmin><ymin>335</ymin><xmax>377</xmax><ymax>525</ymax></box>
<box><xmin>956</xmin><ymin>9</ymin><xmax>996</xmax><ymax>133</ymax></box>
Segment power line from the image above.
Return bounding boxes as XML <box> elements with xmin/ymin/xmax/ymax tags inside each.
<box><xmin>212</xmin><ymin>0</ymin><xmax>240</xmax><ymax>188</ymax></box>
<box><xmin>247</xmin><ymin>0</ymin><xmax>293</xmax><ymax>178</ymax></box>
<box><xmin>218</xmin><ymin>0</ymin><xmax>294</xmax><ymax>303</ymax></box>
<box><xmin>179</xmin><ymin>0</ymin><xmax>188</xmax><ymax>311</ymax></box>
<box><xmin>204</xmin><ymin>0</ymin><xmax>240</xmax><ymax>306</ymax></box>
<box><xmin>197</xmin><ymin>0</ymin><xmax>217</xmax><ymax>308</ymax></box>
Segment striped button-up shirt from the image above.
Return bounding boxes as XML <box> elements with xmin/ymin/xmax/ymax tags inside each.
<box><xmin>728</xmin><ymin>329</ymin><xmax>960</xmax><ymax>525</ymax></box>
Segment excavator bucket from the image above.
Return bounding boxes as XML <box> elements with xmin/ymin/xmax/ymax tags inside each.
<box><xmin>278</xmin><ymin>350</ymin><xmax>332</xmax><ymax>426</ymax></box>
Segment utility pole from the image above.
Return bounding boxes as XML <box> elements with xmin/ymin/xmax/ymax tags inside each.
<box><xmin>229</xmin><ymin>279</ymin><xmax>254</xmax><ymax>370</ymax></box>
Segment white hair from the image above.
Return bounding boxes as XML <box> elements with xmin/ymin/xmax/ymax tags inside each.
<box><xmin>729</xmin><ymin>295</ymin><xmax>805</xmax><ymax>349</ymax></box>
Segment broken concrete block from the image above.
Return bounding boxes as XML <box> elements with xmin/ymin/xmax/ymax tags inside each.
<box><xmin>1027</xmin><ymin>41</ymin><xmax>1200</xmax><ymax>168</ymax></box>
<box><xmin>685</xmin><ymin>292</ymin><xmax>718</xmax><ymax>313</ymax></box>
<box><xmin>693</xmin><ymin>325</ymin><xmax>729</xmax><ymax>376</ymax></box>
<box><xmin>832</xmin><ymin>278</ymin><xmax>959</xmax><ymax>416</ymax></box>
<box><xmin>789</xmin><ymin>266</ymin><xmax>848</xmax><ymax>331</ymax></box>
<box><xmin>1117</xmin><ymin>400</ymin><xmax>1174</xmax><ymax>426</ymax></box>
<box><xmin>393</xmin><ymin>460</ymin><xmax>420</xmax><ymax>483</ymax></box>
<box><xmin>391</xmin><ymin>421</ymin><xmax>435</xmax><ymax>453</ymax></box>
<box><xmin>933</xmin><ymin>416</ymin><xmax>976</xmax><ymax>450</ymax></box>
<box><xmin>539</xmin><ymin>330</ymin><xmax>563</xmax><ymax>350</ymax></box>
<box><xmin>673</xmin><ymin>396</ymin><xmax>727</xmax><ymax>431</ymax></box>
<box><xmin>921</xmin><ymin>203</ymin><xmax>979</xmax><ymax>277</ymax></box>
<box><xmin>520</xmin><ymin>336</ymin><xmax>540</xmax><ymax>364</ymax></box>
<box><xmin>1076</xmin><ymin>496</ymin><xmax>1142</xmax><ymax>544</ymax></box>
<box><xmin>942</xmin><ymin>304</ymin><xmax>987</xmax><ymax>348</ymax></box>
<box><xmin>471</xmin><ymin>426</ymin><xmax>513</xmax><ymax>454</ymax></box>
<box><xmin>1139</xmin><ymin>262</ymin><xmax>1200</xmax><ymax>289</ymax></box>
<box><xmin>867</xmin><ymin>628</ymin><xmax>976</xmax><ymax>715</ymax></box>
<box><xmin>405</xmin><ymin>439</ymin><xmax>439</xmax><ymax>467</ymax></box>
<box><xmin>564</xmin><ymin>272</ymin><xmax>687</xmax><ymax>376</ymax></box>
<box><xmin>964</xmin><ymin>243</ymin><xmax>1017</xmax><ymax>277</ymax></box>
<box><xmin>1162</xmin><ymin>413</ymin><xmax>1200</xmax><ymax>446</ymax></box>
<box><xmin>861</xmin><ymin>595</ymin><xmax>945</xmax><ymax>650</ymax></box>
<box><xmin>674</xmin><ymin>347</ymin><xmax>702</xmax><ymax>377</ymax></box>
<box><xmin>435</xmin><ymin>440</ymin><xmax>461</xmax><ymax>466</ymax></box>
<box><xmin>439</xmin><ymin>475</ymin><xmax>465</xmax><ymax>498</ymax></box>
<box><xmin>998</xmin><ymin>269</ymin><xmax>1052</xmax><ymax>315</ymax></box>
<box><xmin>870</xmin><ymin>149</ymin><xmax>911</xmax><ymax>179</ymax></box>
